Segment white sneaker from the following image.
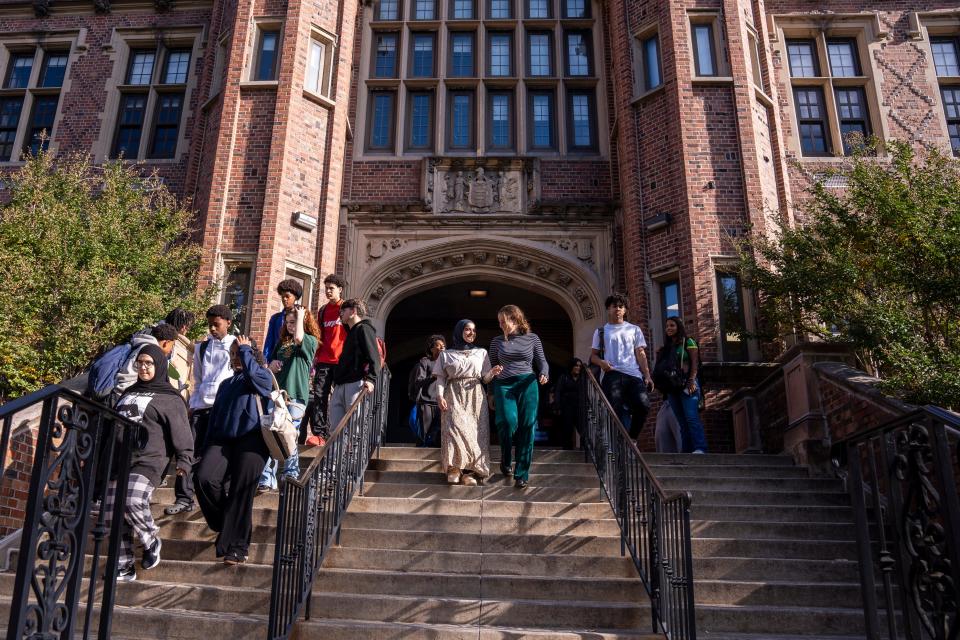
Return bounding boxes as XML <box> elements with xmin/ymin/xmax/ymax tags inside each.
<box><xmin>461</xmin><ymin>474</ymin><xmax>478</xmax><ymax>486</ymax></box>
<box><xmin>446</xmin><ymin>470</ymin><xmax>461</xmax><ymax>484</ymax></box>
<box><xmin>692</xmin><ymin>449</ymin><xmax>706</xmax><ymax>455</ymax></box>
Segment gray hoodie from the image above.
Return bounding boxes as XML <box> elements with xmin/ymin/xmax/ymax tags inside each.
<box><xmin>114</xmin><ymin>329</ymin><xmax>160</xmax><ymax>394</ymax></box>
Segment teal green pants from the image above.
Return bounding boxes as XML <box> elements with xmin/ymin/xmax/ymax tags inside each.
<box><xmin>493</xmin><ymin>374</ymin><xmax>539</xmax><ymax>482</ymax></box>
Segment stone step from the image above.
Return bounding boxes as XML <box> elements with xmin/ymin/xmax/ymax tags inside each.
<box><xmin>368</xmin><ymin>458</ymin><xmax>598</xmax><ymax>476</ymax></box>
<box><xmin>645</xmin><ymin>463</ymin><xmax>810</xmax><ymax>479</ymax></box>
<box><xmin>696</xmin><ymin>603</ymin><xmax>875</xmax><ymax>636</ymax></box>
<box><xmin>341</xmin><ymin>512</ymin><xmax>622</xmax><ymax>536</ymax></box>
<box><xmin>642</xmin><ymin>453</ymin><xmax>795</xmax><ymax>466</ymax></box>
<box><xmin>691</xmin><ymin>537</ymin><xmax>857</xmax><ymax>561</ymax></box>
<box><xmin>338</xmin><ymin>528</ymin><xmax>623</xmax><ymax>555</ymax></box>
<box><xmin>314</xmin><ymin>567</ymin><xmax>646</xmax><ymax>602</ymax></box>
<box><xmin>348</xmin><ymin>496</ymin><xmax>614</xmax><ymax>519</ymax></box>
<box><xmin>694</xmin><ymin>557</ymin><xmax>860</xmax><ymax>582</ymax></box>
<box><xmin>292</xmin><ymin>618</ymin><xmax>662</xmax><ymax>640</ymax></box>
<box><xmin>690</xmin><ymin>519</ymin><xmax>857</xmax><ymax>541</ymax></box>
<box><xmin>685</xmin><ymin>488</ymin><xmax>849</xmax><ymax>507</ymax></box>
<box><xmin>695</xmin><ymin>579</ymin><xmax>864</xmax><ymax>608</ymax></box>
<box><xmin>658</xmin><ymin>475</ymin><xmax>842</xmax><ymax>492</ymax></box>
<box><xmin>689</xmin><ymin>503</ymin><xmax>853</xmax><ymax>523</ymax></box>
<box><xmin>375</xmin><ymin>447</ymin><xmax>588</xmax><ymax>464</ymax></box>
<box><xmin>364</xmin><ymin>470</ymin><xmax>602</xmax><ymax>488</ymax></box>
<box><xmin>324</xmin><ymin>547</ymin><xmax>637</xmax><ymax>578</ymax></box>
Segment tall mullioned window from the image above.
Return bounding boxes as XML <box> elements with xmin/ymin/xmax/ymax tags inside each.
<box><xmin>0</xmin><ymin>49</ymin><xmax>70</xmax><ymax>160</ymax></box>
<box><xmin>364</xmin><ymin>0</ymin><xmax>600</xmax><ymax>154</ymax></box>
<box><xmin>932</xmin><ymin>37</ymin><xmax>960</xmax><ymax>155</ymax></box>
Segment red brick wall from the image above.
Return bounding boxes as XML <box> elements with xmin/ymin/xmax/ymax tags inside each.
<box><xmin>0</xmin><ymin>425</ymin><xmax>36</xmax><ymax>537</ymax></box>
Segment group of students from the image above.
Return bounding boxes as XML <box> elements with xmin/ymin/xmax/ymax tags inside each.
<box><xmin>95</xmin><ymin>273</ymin><xmax>382</xmax><ymax>580</ymax></box>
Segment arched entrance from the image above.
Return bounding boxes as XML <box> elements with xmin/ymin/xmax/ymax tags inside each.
<box><xmin>382</xmin><ymin>280</ymin><xmax>574</xmax><ymax>443</ymax></box>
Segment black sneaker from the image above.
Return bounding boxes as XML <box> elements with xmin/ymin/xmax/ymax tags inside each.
<box><xmin>117</xmin><ymin>564</ymin><xmax>137</xmax><ymax>582</ymax></box>
<box><xmin>514</xmin><ymin>478</ymin><xmax>528</xmax><ymax>489</ymax></box>
<box><xmin>142</xmin><ymin>538</ymin><xmax>162</xmax><ymax>570</ymax></box>
<box><xmin>499</xmin><ymin>464</ymin><xmax>513</xmax><ymax>478</ymax></box>
<box><xmin>163</xmin><ymin>501</ymin><xmax>193</xmax><ymax>515</ymax></box>
<box><xmin>223</xmin><ymin>551</ymin><xmax>247</xmax><ymax>566</ymax></box>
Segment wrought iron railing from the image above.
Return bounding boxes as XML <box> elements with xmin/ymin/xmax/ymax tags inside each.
<box><xmin>833</xmin><ymin>406</ymin><xmax>960</xmax><ymax>640</ymax></box>
<box><xmin>2</xmin><ymin>385</ymin><xmax>143</xmax><ymax>640</ymax></box>
<box><xmin>267</xmin><ymin>370</ymin><xmax>391</xmax><ymax>640</ymax></box>
<box><xmin>579</xmin><ymin>371</ymin><xmax>697</xmax><ymax>640</ymax></box>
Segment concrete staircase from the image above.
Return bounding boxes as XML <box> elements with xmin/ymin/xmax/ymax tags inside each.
<box><xmin>0</xmin><ymin>447</ymin><xmax>873</xmax><ymax>639</ymax></box>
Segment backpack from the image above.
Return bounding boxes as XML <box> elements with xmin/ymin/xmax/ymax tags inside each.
<box><xmin>86</xmin><ymin>342</ymin><xmax>133</xmax><ymax>400</ymax></box>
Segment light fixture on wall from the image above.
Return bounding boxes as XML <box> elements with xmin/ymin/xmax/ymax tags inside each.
<box><xmin>644</xmin><ymin>212</ymin><xmax>671</xmax><ymax>233</ymax></box>
<box><xmin>292</xmin><ymin>211</ymin><xmax>318</xmax><ymax>231</ymax></box>
<box><xmin>469</xmin><ymin>290</ymin><xmax>488</xmax><ymax>298</ymax></box>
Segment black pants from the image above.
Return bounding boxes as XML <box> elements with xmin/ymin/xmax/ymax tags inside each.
<box><xmin>419</xmin><ymin>402</ymin><xmax>441</xmax><ymax>447</ymax></box>
<box><xmin>307</xmin><ymin>364</ymin><xmax>336</xmax><ymax>438</ymax></box>
<box><xmin>174</xmin><ymin>409</ymin><xmax>210</xmax><ymax>505</ymax></box>
<box><xmin>194</xmin><ymin>428</ymin><xmax>269</xmax><ymax>557</ymax></box>
<box><xmin>600</xmin><ymin>371</ymin><xmax>651</xmax><ymax>438</ymax></box>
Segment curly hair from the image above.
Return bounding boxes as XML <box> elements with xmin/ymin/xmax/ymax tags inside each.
<box><xmin>497</xmin><ymin>304</ymin><xmax>531</xmax><ymax>335</ymax></box>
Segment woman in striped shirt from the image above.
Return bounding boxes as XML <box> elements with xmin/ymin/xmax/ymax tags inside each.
<box><xmin>489</xmin><ymin>305</ymin><xmax>549</xmax><ymax>489</ymax></box>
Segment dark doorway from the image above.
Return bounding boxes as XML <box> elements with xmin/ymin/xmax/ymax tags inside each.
<box><xmin>382</xmin><ymin>280</ymin><xmax>574</xmax><ymax>445</ymax></box>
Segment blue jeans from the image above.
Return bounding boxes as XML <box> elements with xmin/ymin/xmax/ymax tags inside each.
<box><xmin>259</xmin><ymin>418</ymin><xmax>301</xmax><ymax>489</ymax></box>
<box><xmin>667</xmin><ymin>383</ymin><xmax>707</xmax><ymax>453</ymax></box>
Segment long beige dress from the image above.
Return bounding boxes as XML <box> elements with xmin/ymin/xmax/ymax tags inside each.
<box><xmin>432</xmin><ymin>348</ymin><xmax>492</xmax><ymax>478</ymax></box>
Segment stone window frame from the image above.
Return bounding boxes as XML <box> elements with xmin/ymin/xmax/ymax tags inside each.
<box><xmin>251</xmin><ymin>21</ymin><xmax>283</xmax><ymax>82</ymax></box>
<box><xmin>411</xmin><ymin>0</ymin><xmax>438</xmax><ymax>21</ymax></box>
<box><xmin>915</xmin><ymin>11</ymin><xmax>960</xmax><ymax>157</ymax></box>
<box><xmin>688</xmin><ymin>11</ymin><xmax>731</xmax><ymax>80</ymax></box>
<box><xmin>408</xmin><ymin>31</ymin><xmax>437</xmax><ymax>77</ymax></box>
<box><xmin>449</xmin><ymin>0</ymin><xmax>475</xmax><ymax>21</ymax></box>
<box><xmin>527</xmin><ymin>88</ymin><xmax>557</xmax><ymax>151</ymax></box>
<box><xmin>372</xmin><ymin>31</ymin><xmax>401</xmax><ymax>79</ymax></box>
<box><xmin>285</xmin><ymin>261</ymin><xmax>317</xmax><ymax>310</ymax></box>
<box><xmin>710</xmin><ymin>259</ymin><xmax>761</xmax><ymax>362</ymax></box>
<box><xmin>486</xmin><ymin>89</ymin><xmax>515</xmax><ymax>151</ymax></box>
<box><xmin>772</xmin><ymin>14</ymin><xmax>888</xmax><ymax>161</ymax></box>
<box><xmin>0</xmin><ymin>31</ymin><xmax>79</xmax><ymax>165</ymax></box>
<box><xmin>448</xmin><ymin>30</ymin><xmax>477</xmax><ymax>78</ymax></box>
<box><xmin>446</xmin><ymin>88</ymin><xmax>476</xmax><ymax>151</ymax></box>
<box><xmin>304</xmin><ymin>25</ymin><xmax>337</xmax><ymax>105</ymax></box>
<box><xmin>366</xmin><ymin>89</ymin><xmax>398</xmax><ymax>152</ymax></box>
<box><xmin>405</xmin><ymin>88</ymin><xmax>435</xmax><ymax>150</ymax></box>
<box><xmin>565</xmin><ymin>88</ymin><xmax>597</xmax><ymax>151</ymax></box>
<box><xmin>526</xmin><ymin>30</ymin><xmax>554</xmax><ymax>77</ymax></box>
<box><xmin>487</xmin><ymin>0</ymin><xmax>513</xmax><ymax>21</ymax></box>
<box><xmin>206</xmin><ymin>32</ymin><xmax>231</xmax><ymax>103</ymax></box>
<box><xmin>563</xmin><ymin>28</ymin><xmax>593</xmax><ymax>78</ymax></box>
<box><xmin>95</xmin><ymin>28</ymin><xmax>202</xmax><ymax>164</ymax></box>
<box><xmin>374</xmin><ymin>0</ymin><xmax>403</xmax><ymax>22</ymax></box>
<box><xmin>631</xmin><ymin>23</ymin><xmax>663</xmax><ymax>100</ymax></box>
<box><xmin>525</xmin><ymin>0</ymin><xmax>553</xmax><ymax>20</ymax></box>
<box><xmin>486</xmin><ymin>30</ymin><xmax>515</xmax><ymax>78</ymax></box>
<box><xmin>648</xmin><ymin>268</ymin><xmax>683</xmax><ymax>351</ymax></box>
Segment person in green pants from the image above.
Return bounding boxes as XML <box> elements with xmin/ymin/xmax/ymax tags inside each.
<box><xmin>489</xmin><ymin>305</ymin><xmax>549</xmax><ymax>489</ymax></box>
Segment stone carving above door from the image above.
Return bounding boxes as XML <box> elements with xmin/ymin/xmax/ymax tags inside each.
<box><xmin>426</xmin><ymin>157</ymin><xmax>539</xmax><ymax>215</ymax></box>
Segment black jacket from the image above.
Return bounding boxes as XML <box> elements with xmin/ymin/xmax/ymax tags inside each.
<box><xmin>115</xmin><ymin>391</ymin><xmax>193</xmax><ymax>487</ymax></box>
<box><xmin>333</xmin><ymin>319</ymin><xmax>381</xmax><ymax>385</ymax></box>
<box><xmin>413</xmin><ymin>356</ymin><xmax>438</xmax><ymax>405</ymax></box>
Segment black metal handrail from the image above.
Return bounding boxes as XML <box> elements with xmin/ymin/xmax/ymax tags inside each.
<box><xmin>578</xmin><ymin>370</ymin><xmax>697</xmax><ymax>640</ymax></box>
<box><xmin>2</xmin><ymin>385</ymin><xmax>143</xmax><ymax>640</ymax></box>
<box><xmin>267</xmin><ymin>370</ymin><xmax>391</xmax><ymax>640</ymax></box>
<box><xmin>833</xmin><ymin>405</ymin><xmax>960</xmax><ymax>640</ymax></box>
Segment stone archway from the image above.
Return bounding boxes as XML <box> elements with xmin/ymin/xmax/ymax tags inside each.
<box><xmin>343</xmin><ymin>211</ymin><xmax>615</xmax><ymax>356</ymax></box>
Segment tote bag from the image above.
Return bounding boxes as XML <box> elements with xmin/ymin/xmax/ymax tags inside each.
<box><xmin>259</xmin><ymin>371</ymin><xmax>302</xmax><ymax>463</ymax></box>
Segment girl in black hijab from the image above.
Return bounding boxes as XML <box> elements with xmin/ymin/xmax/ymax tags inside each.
<box><xmin>106</xmin><ymin>343</ymin><xmax>194</xmax><ymax>582</ymax></box>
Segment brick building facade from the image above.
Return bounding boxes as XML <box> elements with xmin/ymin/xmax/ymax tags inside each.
<box><xmin>1</xmin><ymin>0</ymin><xmax>957</xmax><ymax>445</ymax></box>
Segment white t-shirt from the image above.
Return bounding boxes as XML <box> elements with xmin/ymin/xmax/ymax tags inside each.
<box><xmin>591</xmin><ymin>322</ymin><xmax>647</xmax><ymax>380</ymax></box>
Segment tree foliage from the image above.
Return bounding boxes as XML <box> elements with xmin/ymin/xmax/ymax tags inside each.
<box><xmin>0</xmin><ymin>152</ymin><xmax>212</xmax><ymax>401</ymax></box>
<box><xmin>740</xmin><ymin>141</ymin><xmax>960</xmax><ymax>410</ymax></box>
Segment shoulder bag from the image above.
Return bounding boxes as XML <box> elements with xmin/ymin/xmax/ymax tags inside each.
<box><xmin>259</xmin><ymin>371</ymin><xmax>304</xmax><ymax>463</ymax></box>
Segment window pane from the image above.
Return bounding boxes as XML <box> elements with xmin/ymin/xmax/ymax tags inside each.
<box><xmin>256</xmin><ymin>32</ymin><xmax>279</xmax><ymax>81</ymax></box>
<box><xmin>378</xmin><ymin>0</ymin><xmax>399</xmax><ymax>20</ymax></box>
<box><xmin>566</xmin><ymin>32</ymin><xmax>589</xmax><ymax>76</ymax></box>
<box><xmin>451</xmin><ymin>94</ymin><xmax>471</xmax><ymax>147</ymax></box>
<box><xmin>943</xmin><ymin>86</ymin><xmax>960</xmax><ymax>120</ymax></box>
<box><xmin>149</xmin><ymin>93</ymin><xmax>183</xmax><ymax>158</ymax></box>
<box><xmin>949</xmin><ymin>122</ymin><xmax>960</xmax><ymax>155</ymax></box>
<box><xmin>787</xmin><ymin>41</ymin><xmax>817</xmax><ymax>77</ymax></box>
<box><xmin>643</xmin><ymin>36</ymin><xmax>661</xmax><ymax>89</ymax></box>
<box><xmin>570</xmin><ymin>93</ymin><xmax>591</xmax><ymax>147</ymax></box>
<box><xmin>451</xmin><ymin>33</ymin><xmax>473</xmax><ymax>76</ymax></box>
<box><xmin>827</xmin><ymin>40</ymin><xmax>859</xmax><ymax>77</ymax></box>
<box><xmin>693</xmin><ymin>24</ymin><xmax>714</xmax><ymax>76</ymax></box>
<box><xmin>564</xmin><ymin>0</ymin><xmax>585</xmax><ymax>18</ymax></box>
<box><xmin>113</xmin><ymin>93</ymin><xmax>147</xmax><ymax>158</ymax></box>
<box><xmin>527</xmin><ymin>0</ymin><xmax>548</xmax><ymax>18</ymax></box>
<box><xmin>0</xmin><ymin>97</ymin><xmax>24</xmax><ymax>160</ymax></box>
<box><xmin>489</xmin><ymin>34</ymin><xmax>511</xmax><ymax>76</ymax></box>
<box><xmin>412</xmin><ymin>35</ymin><xmax>433</xmax><ymax>76</ymax></box>
<box><xmin>371</xmin><ymin>93</ymin><xmax>393</xmax><ymax>147</ymax></box>
<box><xmin>661</xmin><ymin>281</ymin><xmax>680</xmax><ymax>321</ymax></box>
<box><xmin>490</xmin><ymin>93</ymin><xmax>510</xmax><ymax>148</ymax></box>
<box><xmin>795</xmin><ymin>88</ymin><xmax>822</xmax><ymax>120</ymax></box>
<box><xmin>162</xmin><ymin>50</ymin><xmax>191</xmax><ymax>84</ymax></box>
<box><xmin>453</xmin><ymin>0</ymin><xmax>472</xmax><ymax>18</ymax></box>
<box><xmin>717</xmin><ymin>272</ymin><xmax>748</xmax><ymax>361</ymax></box>
<box><xmin>529</xmin><ymin>34</ymin><xmax>551</xmax><ymax>76</ymax></box>
<box><xmin>409</xmin><ymin>93</ymin><xmax>431</xmax><ymax>148</ymax></box>
<box><xmin>489</xmin><ymin>0</ymin><xmax>509</xmax><ymax>19</ymax></box>
<box><xmin>532</xmin><ymin>93</ymin><xmax>551</xmax><ymax>147</ymax></box>
<box><xmin>306</xmin><ymin>39</ymin><xmax>324</xmax><ymax>93</ymax></box>
<box><xmin>798</xmin><ymin>123</ymin><xmax>827</xmax><ymax>154</ymax></box>
<box><xmin>40</xmin><ymin>53</ymin><xmax>68</xmax><ymax>88</ymax></box>
<box><xmin>932</xmin><ymin>39</ymin><xmax>960</xmax><ymax>77</ymax></box>
<box><xmin>26</xmin><ymin>94</ymin><xmax>58</xmax><ymax>155</ymax></box>
<box><xmin>375</xmin><ymin>34</ymin><xmax>398</xmax><ymax>77</ymax></box>
<box><xmin>414</xmin><ymin>0</ymin><xmax>434</xmax><ymax>19</ymax></box>
<box><xmin>223</xmin><ymin>266</ymin><xmax>252</xmax><ymax>335</ymax></box>
<box><xmin>5</xmin><ymin>53</ymin><xmax>34</xmax><ymax>89</ymax></box>
<box><xmin>835</xmin><ymin>88</ymin><xmax>864</xmax><ymax>120</ymax></box>
<box><xmin>127</xmin><ymin>51</ymin><xmax>156</xmax><ymax>85</ymax></box>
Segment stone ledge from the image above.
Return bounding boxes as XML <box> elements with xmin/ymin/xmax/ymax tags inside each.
<box><xmin>812</xmin><ymin>361</ymin><xmax>916</xmax><ymax>417</ymax></box>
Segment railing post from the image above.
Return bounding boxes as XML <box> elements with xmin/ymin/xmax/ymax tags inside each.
<box><xmin>847</xmin><ymin>442</ymin><xmax>882</xmax><ymax>640</ymax></box>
